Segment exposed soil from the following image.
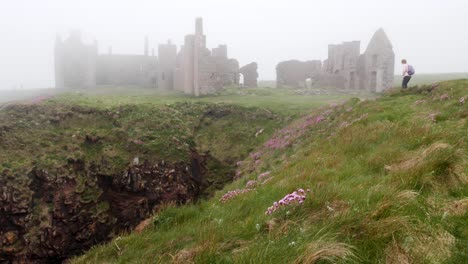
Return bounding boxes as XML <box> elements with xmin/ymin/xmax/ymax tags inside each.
<box><xmin>0</xmin><ymin>153</ymin><xmax>217</xmax><ymax>263</ymax></box>
<box><xmin>0</xmin><ymin>102</ymin><xmax>281</xmax><ymax>263</ymax></box>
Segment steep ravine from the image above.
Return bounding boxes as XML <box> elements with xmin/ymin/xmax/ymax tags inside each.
<box><xmin>0</xmin><ymin>102</ymin><xmax>282</xmax><ymax>263</ymax></box>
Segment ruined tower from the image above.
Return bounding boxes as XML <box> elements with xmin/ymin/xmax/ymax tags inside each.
<box><xmin>173</xmin><ymin>17</ymin><xmax>240</xmax><ymax>96</ymax></box>
<box><xmin>239</xmin><ymin>62</ymin><xmax>259</xmax><ymax>88</ymax></box>
<box><xmin>55</xmin><ymin>18</ymin><xmax>243</xmax><ymax>94</ymax></box>
<box><xmin>54</xmin><ymin>30</ymin><xmax>97</xmax><ymax>89</ymax></box>
<box><xmin>360</xmin><ymin>28</ymin><xmax>395</xmax><ymax>92</ymax></box>
<box><xmin>158</xmin><ymin>40</ymin><xmax>177</xmax><ymax>90</ymax></box>
<box><xmin>144</xmin><ymin>36</ymin><xmax>149</xmax><ymax>56</ymax></box>
<box><xmin>282</xmin><ymin>29</ymin><xmax>395</xmax><ymax>92</ymax></box>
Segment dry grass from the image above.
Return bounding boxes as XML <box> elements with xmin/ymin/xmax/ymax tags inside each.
<box><xmin>134</xmin><ymin>218</ymin><xmax>153</xmax><ymax>233</ymax></box>
<box><xmin>294</xmin><ymin>239</ymin><xmax>355</xmax><ymax>264</ymax></box>
<box><xmin>396</xmin><ymin>190</ymin><xmax>420</xmax><ymax>201</ymax></box>
<box><xmin>171</xmin><ymin>246</ymin><xmax>201</xmax><ymax>264</ymax></box>
<box><xmin>385</xmin><ymin>240</ymin><xmax>412</xmax><ymax>264</ymax></box>
<box><xmin>406</xmin><ymin>229</ymin><xmax>456</xmax><ymax>263</ymax></box>
<box><xmin>385</xmin><ymin>142</ymin><xmax>450</xmax><ymax>173</ymax></box>
<box><xmin>365</xmin><ymin>216</ymin><xmax>412</xmax><ymax>239</ymax></box>
<box><xmin>443</xmin><ymin>198</ymin><xmax>468</xmax><ymax>216</ymax></box>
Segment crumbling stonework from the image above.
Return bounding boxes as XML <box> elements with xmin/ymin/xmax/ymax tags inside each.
<box><xmin>239</xmin><ymin>62</ymin><xmax>259</xmax><ymax>88</ymax></box>
<box><xmin>276</xmin><ymin>29</ymin><xmax>395</xmax><ymax>92</ymax></box>
<box><xmin>54</xmin><ymin>31</ymin><xmax>97</xmax><ymax>89</ymax></box>
<box><xmin>276</xmin><ymin>60</ymin><xmax>321</xmax><ymax>88</ymax></box>
<box><xmin>360</xmin><ymin>29</ymin><xmax>395</xmax><ymax>92</ymax></box>
<box><xmin>55</xmin><ymin>18</ymin><xmax>245</xmax><ymax>96</ymax></box>
<box><xmin>158</xmin><ymin>40</ymin><xmax>177</xmax><ymax>90</ymax></box>
<box><xmin>173</xmin><ymin>18</ymin><xmax>242</xmax><ymax>96</ymax></box>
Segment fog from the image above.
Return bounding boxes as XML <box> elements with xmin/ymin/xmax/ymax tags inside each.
<box><xmin>1</xmin><ymin>0</ymin><xmax>467</xmax><ymax>90</ymax></box>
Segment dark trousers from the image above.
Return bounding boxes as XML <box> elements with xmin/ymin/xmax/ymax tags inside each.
<box><xmin>402</xmin><ymin>76</ymin><xmax>412</xmax><ymax>89</ymax></box>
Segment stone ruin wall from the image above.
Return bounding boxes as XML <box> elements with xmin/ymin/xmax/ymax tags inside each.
<box><xmin>55</xmin><ymin>18</ymin><xmax>258</xmax><ymax>96</ymax></box>
<box><xmin>276</xmin><ymin>60</ymin><xmax>321</xmax><ymax>88</ymax></box>
<box><xmin>239</xmin><ymin>62</ymin><xmax>259</xmax><ymax>88</ymax></box>
<box><xmin>54</xmin><ymin>31</ymin><xmax>97</xmax><ymax>89</ymax></box>
<box><xmin>276</xmin><ymin>29</ymin><xmax>395</xmax><ymax>92</ymax></box>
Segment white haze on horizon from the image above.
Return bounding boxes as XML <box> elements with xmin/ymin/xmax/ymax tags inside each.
<box><xmin>0</xmin><ymin>0</ymin><xmax>467</xmax><ymax>90</ymax></box>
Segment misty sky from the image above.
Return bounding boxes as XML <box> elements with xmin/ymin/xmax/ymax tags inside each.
<box><xmin>1</xmin><ymin>0</ymin><xmax>467</xmax><ymax>90</ymax></box>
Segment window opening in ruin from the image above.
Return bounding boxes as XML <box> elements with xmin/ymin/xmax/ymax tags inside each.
<box><xmin>239</xmin><ymin>73</ymin><xmax>245</xmax><ymax>88</ymax></box>
<box><xmin>372</xmin><ymin>55</ymin><xmax>378</xmax><ymax>67</ymax></box>
<box><xmin>305</xmin><ymin>78</ymin><xmax>312</xmax><ymax>88</ymax></box>
<box><xmin>370</xmin><ymin>71</ymin><xmax>377</xmax><ymax>90</ymax></box>
<box><xmin>349</xmin><ymin>72</ymin><xmax>355</xmax><ymax>89</ymax></box>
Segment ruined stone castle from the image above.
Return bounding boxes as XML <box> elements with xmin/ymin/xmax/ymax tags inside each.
<box><xmin>55</xmin><ymin>18</ymin><xmax>258</xmax><ymax>96</ymax></box>
<box><xmin>276</xmin><ymin>29</ymin><xmax>395</xmax><ymax>92</ymax></box>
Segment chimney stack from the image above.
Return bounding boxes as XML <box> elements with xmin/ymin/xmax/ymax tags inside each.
<box><xmin>144</xmin><ymin>36</ymin><xmax>149</xmax><ymax>56</ymax></box>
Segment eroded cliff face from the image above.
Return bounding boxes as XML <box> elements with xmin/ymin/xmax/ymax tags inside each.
<box><xmin>0</xmin><ymin>101</ymin><xmax>281</xmax><ymax>263</ymax></box>
<box><xmin>0</xmin><ymin>155</ymin><xmax>211</xmax><ymax>263</ymax></box>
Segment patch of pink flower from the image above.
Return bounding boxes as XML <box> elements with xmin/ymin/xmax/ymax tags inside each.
<box><xmin>249</xmin><ymin>152</ymin><xmax>262</xmax><ymax>160</ymax></box>
<box><xmin>258</xmin><ymin>171</ymin><xmax>271</xmax><ymax>183</ymax></box>
<box><xmin>219</xmin><ymin>189</ymin><xmax>253</xmax><ymax>204</ymax></box>
<box><xmin>265</xmin><ymin>188</ymin><xmax>310</xmax><ymax>215</ymax></box>
<box><xmin>264</xmin><ymin>113</ymin><xmax>327</xmax><ymax>150</ymax></box>
<box><xmin>440</xmin><ymin>94</ymin><xmax>449</xmax><ymax>101</ymax></box>
<box><xmin>246</xmin><ymin>180</ymin><xmax>257</xmax><ymax>189</ymax></box>
<box><xmin>429</xmin><ymin>112</ymin><xmax>438</xmax><ymax>122</ymax></box>
<box><xmin>30</xmin><ymin>95</ymin><xmax>51</xmax><ymax>105</ymax></box>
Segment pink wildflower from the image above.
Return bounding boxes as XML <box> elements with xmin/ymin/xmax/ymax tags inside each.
<box><xmin>460</xmin><ymin>96</ymin><xmax>466</xmax><ymax>105</ymax></box>
<box><xmin>315</xmin><ymin>116</ymin><xmax>325</xmax><ymax>123</ymax></box>
<box><xmin>249</xmin><ymin>152</ymin><xmax>262</xmax><ymax>160</ymax></box>
<box><xmin>440</xmin><ymin>94</ymin><xmax>449</xmax><ymax>101</ymax></box>
<box><xmin>131</xmin><ymin>139</ymin><xmax>144</xmax><ymax>145</ymax></box>
<box><xmin>265</xmin><ymin>188</ymin><xmax>310</xmax><ymax>215</ymax></box>
<box><xmin>30</xmin><ymin>95</ymin><xmax>51</xmax><ymax>105</ymax></box>
<box><xmin>429</xmin><ymin>112</ymin><xmax>438</xmax><ymax>122</ymax></box>
<box><xmin>246</xmin><ymin>180</ymin><xmax>257</xmax><ymax>189</ymax></box>
<box><xmin>258</xmin><ymin>171</ymin><xmax>271</xmax><ymax>182</ymax></box>
<box><xmin>219</xmin><ymin>189</ymin><xmax>252</xmax><ymax>204</ymax></box>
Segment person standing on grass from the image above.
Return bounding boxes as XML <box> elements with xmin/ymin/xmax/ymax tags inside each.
<box><xmin>401</xmin><ymin>59</ymin><xmax>415</xmax><ymax>89</ymax></box>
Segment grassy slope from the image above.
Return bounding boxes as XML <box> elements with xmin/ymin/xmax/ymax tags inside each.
<box><xmin>257</xmin><ymin>72</ymin><xmax>468</xmax><ymax>89</ymax></box>
<box><xmin>1</xmin><ymin>87</ymin><xmax>352</xmax><ymax>172</ymax></box>
<box><xmin>393</xmin><ymin>73</ymin><xmax>468</xmax><ymax>87</ymax></box>
<box><xmin>1</xmin><ymin>88</ymin><xmax>357</xmax><ymax>210</ymax></box>
<box><xmin>74</xmin><ymin>80</ymin><xmax>467</xmax><ymax>263</ymax></box>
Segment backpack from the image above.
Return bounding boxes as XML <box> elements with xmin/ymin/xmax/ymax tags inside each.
<box><xmin>408</xmin><ymin>65</ymin><xmax>415</xmax><ymax>76</ymax></box>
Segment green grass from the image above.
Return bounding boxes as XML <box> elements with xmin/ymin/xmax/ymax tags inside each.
<box><xmin>1</xmin><ymin>85</ymin><xmax>359</xmax><ymax>263</ymax></box>
<box><xmin>393</xmin><ymin>72</ymin><xmax>468</xmax><ymax>87</ymax></box>
<box><xmin>72</xmin><ymin>80</ymin><xmax>467</xmax><ymax>263</ymax></box>
<box><xmin>258</xmin><ymin>72</ymin><xmax>468</xmax><ymax>89</ymax></box>
<box><xmin>48</xmin><ymin>86</ymin><xmax>359</xmax><ymax>117</ymax></box>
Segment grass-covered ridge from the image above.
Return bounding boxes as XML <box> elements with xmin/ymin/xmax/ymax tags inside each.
<box><xmin>2</xmin><ymin>86</ymin><xmax>361</xmax><ymax>262</ymax></box>
<box><xmin>74</xmin><ymin>80</ymin><xmax>467</xmax><ymax>263</ymax></box>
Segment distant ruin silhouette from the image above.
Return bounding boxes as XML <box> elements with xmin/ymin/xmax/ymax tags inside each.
<box><xmin>277</xmin><ymin>29</ymin><xmax>395</xmax><ymax>92</ymax></box>
<box><xmin>55</xmin><ymin>19</ymin><xmax>395</xmax><ymax>94</ymax></box>
<box><xmin>55</xmin><ymin>18</ymin><xmax>258</xmax><ymax>96</ymax></box>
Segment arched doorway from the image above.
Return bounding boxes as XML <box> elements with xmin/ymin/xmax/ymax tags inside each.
<box><xmin>239</xmin><ymin>73</ymin><xmax>245</xmax><ymax>88</ymax></box>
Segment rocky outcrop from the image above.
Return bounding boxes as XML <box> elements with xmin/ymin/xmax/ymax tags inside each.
<box><xmin>0</xmin><ymin>156</ymin><xmax>208</xmax><ymax>263</ymax></box>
